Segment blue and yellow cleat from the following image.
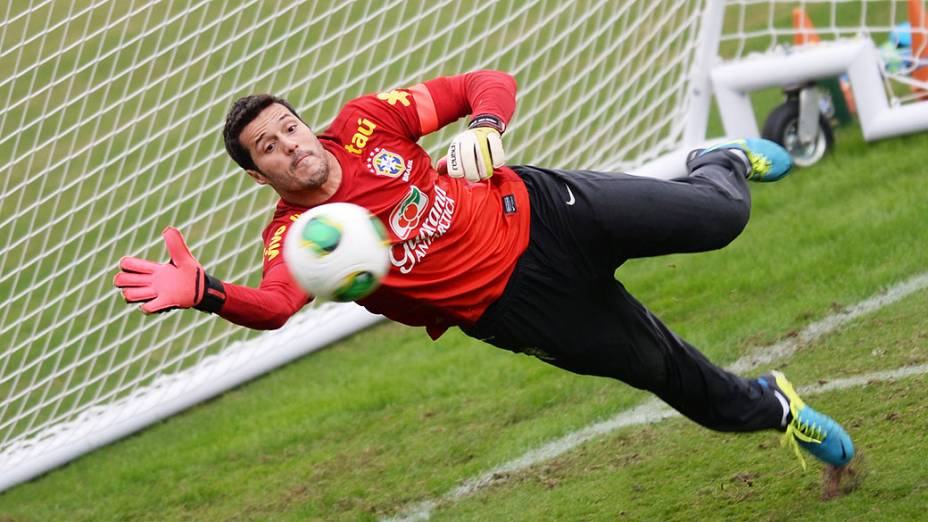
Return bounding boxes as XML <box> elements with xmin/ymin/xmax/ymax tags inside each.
<box><xmin>701</xmin><ymin>138</ymin><xmax>793</xmax><ymax>182</ymax></box>
<box><xmin>758</xmin><ymin>371</ymin><xmax>855</xmax><ymax>469</ymax></box>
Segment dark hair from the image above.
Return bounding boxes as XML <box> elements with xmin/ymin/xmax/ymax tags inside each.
<box><xmin>223</xmin><ymin>94</ymin><xmax>303</xmax><ymax>172</ymax></box>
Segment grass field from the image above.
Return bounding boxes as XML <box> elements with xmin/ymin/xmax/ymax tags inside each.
<box><xmin>3</xmin><ymin>1</ymin><xmax>928</xmax><ymax>520</ymax></box>
<box><xmin>1</xmin><ymin>118</ymin><xmax>927</xmax><ymax>520</ymax></box>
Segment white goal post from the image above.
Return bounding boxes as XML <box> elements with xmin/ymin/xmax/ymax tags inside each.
<box><xmin>1</xmin><ymin>0</ymin><xmax>926</xmax><ymax>492</ymax></box>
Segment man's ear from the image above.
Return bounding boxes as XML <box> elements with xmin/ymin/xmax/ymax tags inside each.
<box><xmin>246</xmin><ymin>169</ymin><xmax>268</xmax><ymax>185</ymax></box>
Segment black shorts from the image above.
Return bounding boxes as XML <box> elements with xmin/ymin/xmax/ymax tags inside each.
<box><xmin>463</xmin><ymin>157</ymin><xmax>785</xmax><ymax>432</ymax></box>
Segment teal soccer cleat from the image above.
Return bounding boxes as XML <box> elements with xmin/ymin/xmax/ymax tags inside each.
<box><xmin>701</xmin><ymin>138</ymin><xmax>793</xmax><ymax>182</ymax></box>
<box><xmin>757</xmin><ymin>371</ymin><xmax>855</xmax><ymax>469</ymax></box>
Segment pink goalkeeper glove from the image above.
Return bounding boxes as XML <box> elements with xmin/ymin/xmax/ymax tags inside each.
<box><xmin>114</xmin><ymin>227</ymin><xmax>225</xmax><ymax>314</ymax></box>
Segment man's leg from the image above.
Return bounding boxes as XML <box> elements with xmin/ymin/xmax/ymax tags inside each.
<box><xmin>477</xmin><ymin>151</ymin><xmax>853</xmax><ymax>466</ymax></box>
<box><xmin>469</xmin><ymin>272</ymin><xmax>853</xmax><ymax>467</ymax></box>
<box><xmin>516</xmin><ymin>147</ymin><xmax>755</xmax><ymax>266</ymax></box>
<box><xmin>470</xmin><ymin>161</ymin><xmax>786</xmax><ymax>432</ymax></box>
<box><xmin>467</xmin><ymin>267</ymin><xmax>787</xmax><ymax>432</ymax></box>
<box><xmin>568</xmin><ymin>278</ymin><xmax>787</xmax><ymax>433</ymax></box>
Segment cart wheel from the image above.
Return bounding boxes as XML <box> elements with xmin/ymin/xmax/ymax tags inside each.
<box><xmin>761</xmin><ymin>100</ymin><xmax>834</xmax><ymax>167</ymax></box>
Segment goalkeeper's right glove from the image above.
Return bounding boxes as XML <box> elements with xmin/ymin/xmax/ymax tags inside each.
<box><xmin>113</xmin><ymin>227</ymin><xmax>226</xmax><ymax>314</ymax></box>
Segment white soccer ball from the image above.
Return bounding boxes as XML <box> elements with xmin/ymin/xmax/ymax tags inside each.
<box><xmin>283</xmin><ymin>202</ymin><xmax>390</xmax><ymax>302</ymax></box>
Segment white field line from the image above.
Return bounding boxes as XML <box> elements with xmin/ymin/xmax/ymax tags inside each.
<box><xmin>384</xmin><ymin>272</ymin><xmax>928</xmax><ymax>521</ymax></box>
<box><xmin>385</xmin><ymin>363</ymin><xmax>928</xmax><ymax>522</ymax></box>
<box><xmin>801</xmin><ymin>363</ymin><xmax>928</xmax><ymax>395</ymax></box>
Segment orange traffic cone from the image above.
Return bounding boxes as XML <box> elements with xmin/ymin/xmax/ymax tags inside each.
<box><xmin>793</xmin><ymin>8</ymin><xmax>821</xmax><ymax>45</ymax></box>
<box><xmin>792</xmin><ymin>8</ymin><xmax>857</xmax><ymax>114</ymax></box>
<box><xmin>909</xmin><ymin>0</ymin><xmax>928</xmax><ymax>98</ymax></box>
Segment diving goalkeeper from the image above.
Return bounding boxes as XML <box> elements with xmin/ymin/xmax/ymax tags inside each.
<box><xmin>114</xmin><ymin>70</ymin><xmax>854</xmax><ymax>473</ymax></box>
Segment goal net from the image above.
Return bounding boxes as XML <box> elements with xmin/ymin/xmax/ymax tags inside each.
<box><xmin>0</xmin><ymin>0</ymin><xmax>923</xmax><ymax>491</ymax></box>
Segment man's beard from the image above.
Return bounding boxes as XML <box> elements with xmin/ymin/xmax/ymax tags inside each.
<box><xmin>302</xmin><ymin>161</ymin><xmax>328</xmax><ymax>190</ymax></box>
<box><xmin>292</xmin><ymin>154</ymin><xmax>329</xmax><ymax>191</ymax></box>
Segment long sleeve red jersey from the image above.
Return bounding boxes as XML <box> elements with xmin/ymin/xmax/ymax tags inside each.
<box><xmin>217</xmin><ymin>70</ymin><xmax>530</xmax><ymax>339</ymax></box>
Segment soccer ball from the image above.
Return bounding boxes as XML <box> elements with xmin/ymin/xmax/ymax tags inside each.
<box><xmin>283</xmin><ymin>202</ymin><xmax>390</xmax><ymax>302</ymax></box>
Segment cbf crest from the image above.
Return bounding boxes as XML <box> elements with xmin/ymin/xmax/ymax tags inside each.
<box><xmin>366</xmin><ymin>147</ymin><xmax>406</xmax><ymax>179</ymax></box>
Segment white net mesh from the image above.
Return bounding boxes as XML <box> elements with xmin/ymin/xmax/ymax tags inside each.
<box><xmin>1</xmin><ymin>0</ymin><xmax>925</xmax><ymax>490</ymax></box>
<box><xmin>0</xmin><ymin>0</ymin><xmax>706</xmax><ymax>487</ymax></box>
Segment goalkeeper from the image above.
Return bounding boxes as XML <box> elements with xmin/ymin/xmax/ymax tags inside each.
<box><xmin>114</xmin><ymin>70</ymin><xmax>854</xmax><ymax>472</ymax></box>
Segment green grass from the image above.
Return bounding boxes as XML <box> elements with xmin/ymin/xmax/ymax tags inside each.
<box><xmin>1</xmin><ymin>122</ymin><xmax>927</xmax><ymax>520</ymax></box>
<box><xmin>439</xmin><ymin>376</ymin><xmax>928</xmax><ymax>521</ymax></box>
<box><xmin>2</xmin><ymin>1</ymin><xmax>927</xmax><ymax>519</ymax></box>
<box><xmin>435</xmin><ymin>262</ymin><xmax>928</xmax><ymax>520</ymax></box>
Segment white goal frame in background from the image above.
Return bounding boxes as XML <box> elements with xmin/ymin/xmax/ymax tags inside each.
<box><xmin>639</xmin><ymin>0</ymin><xmax>928</xmax><ymax>179</ymax></box>
<box><xmin>1</xmin><ymin>0</ymin><xmax>926</xmax><ymax>493</ymax></box>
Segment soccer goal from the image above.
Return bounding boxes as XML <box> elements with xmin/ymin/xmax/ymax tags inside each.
<box><xmin>1</xmin><ymin>0</ymin><xmax>925</xmax><ymax>492</ymax></box>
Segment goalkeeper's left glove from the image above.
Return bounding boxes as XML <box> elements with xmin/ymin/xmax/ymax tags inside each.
<box><xmin>446</xmin><ymin>115</ymin><xmax>506</xmax><ymax>182</ymax></box>
<box><xmin>113</xmin><ymin>227</ymin><xmax>225</xmax><ymax>314</ymax></box>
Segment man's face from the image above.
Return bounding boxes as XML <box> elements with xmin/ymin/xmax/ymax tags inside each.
<box><xmin>239</xmin><ymin>103</ymin><xmax>329</xmax><ymax>193</ymax></box>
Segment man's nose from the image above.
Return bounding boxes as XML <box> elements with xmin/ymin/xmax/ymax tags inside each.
<box><xmin>281</xmin><ymin>135</ymin><xmax>299</xmax><ymax>153</ymax></box>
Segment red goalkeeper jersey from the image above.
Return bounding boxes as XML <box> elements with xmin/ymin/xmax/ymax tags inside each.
<box><xmin>220</xmin><ymin>71</ymin><xmax>530</xmax><ymax>338</ymax></box>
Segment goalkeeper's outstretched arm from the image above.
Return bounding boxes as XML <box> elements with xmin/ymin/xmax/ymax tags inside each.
<box><xmin>114</xmin><ymin>227</ymin><xmax>310</xmax><ymax>330</ymax></box>
<box><xmin>355</xmin><ymin>69</ymin><xmax>516</xmax><ymax>182</ymax></box>
<box><xmin>113</xmin><ymin>70</ymin><xmax>519</xmax><ymax>329</ymax></box>
<box><xmin>422</xmin><ymin>70</ymin><xmax>514</xmax><ymax>181</ymax></box>
<box><xmin>414</xmin><ymin>69</ymin><xmax>516</xmax><ymax>137</ymax></box>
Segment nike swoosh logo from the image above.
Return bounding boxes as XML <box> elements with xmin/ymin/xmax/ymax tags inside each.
<box><xmin>564</xmin><ymin>184</ymin><xmax>576</xmax><ymax>206</ymax></box>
